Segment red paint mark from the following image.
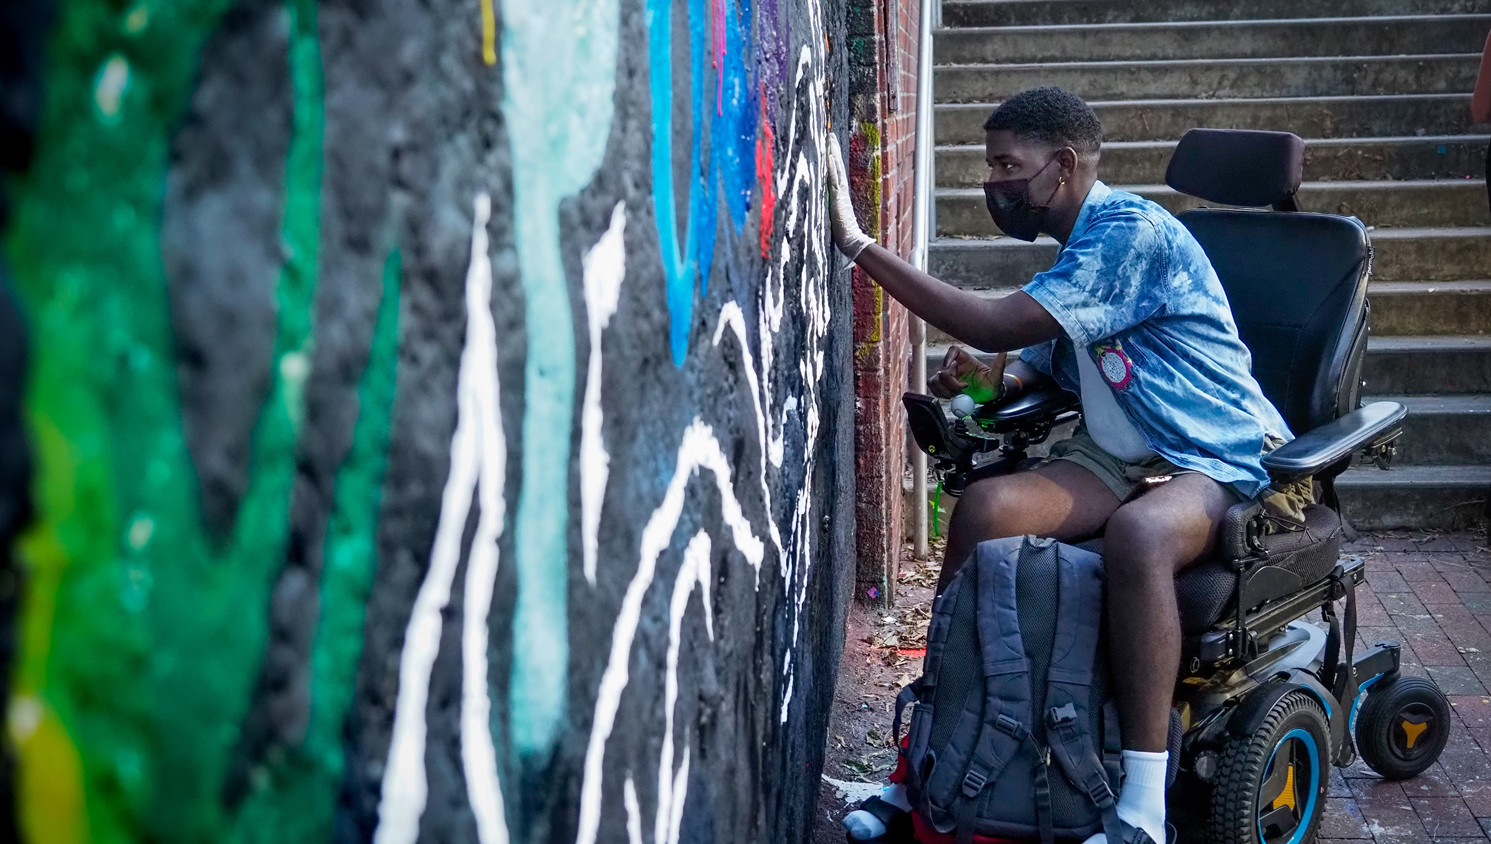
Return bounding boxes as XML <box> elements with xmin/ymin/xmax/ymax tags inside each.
<box><xmin>896</xmin><ymin>648</ymin><xmax>926</xmax><ymax>658</ymax></box>
<box><xmin>755</xmin><ymin>87</ymin><xmax>776</xmax><ymax>258</ymax></box>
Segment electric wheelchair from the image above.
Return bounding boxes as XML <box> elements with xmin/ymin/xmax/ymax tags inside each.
<box><xmin>904</xmin><ymin>129</ymin><xmax>1452</xmax><ymax>844</ymax></box>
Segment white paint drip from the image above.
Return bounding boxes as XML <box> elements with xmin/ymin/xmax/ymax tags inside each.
<box><xmin>576</xmin><ymin>421</ymin><xmax>763</xmax><ymax>844</ymax></box>
<box><xmin>376</xmin><ymin>194</ymin><xmax>511</xmax><ymax>844</ymax></box>
<box><xmin>656</xmin><ymin>532</ymin><xmax>714</xmax><ymax>844</ymax></box>
<box><xmin>457</xmin><ymin>194</ymin><xmax>512</xmax><ymax>844</ymax></box>
<box><xmin>712</xmin><ymin>305</ymin><xmax>784</xmax><ymax>562</ymax></box>
<box><xmin>624</xmin><ymin>775</ymin><xmax>644</xmax><ymax>844</ymax></box>
<box><xmin>667</xmin><ymin>745</ymin><xmax>691</xmax><ymax>844</ymax></box>
<box><xmin>581</xmin><ymin>202</ymin><xmax>629</xmax><ymax>585</ymax></box>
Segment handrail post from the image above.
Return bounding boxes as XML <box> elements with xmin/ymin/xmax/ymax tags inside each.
<box><xmin>909</xmin><ymin>0</ymin><xmax>936</xmax><ymax>561</ymax></box>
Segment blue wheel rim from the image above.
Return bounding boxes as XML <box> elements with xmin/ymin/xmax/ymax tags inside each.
<box><xmin>1256</xmin><ymin>728</ymin><xmax>1320</xmax><ymax>844</ymax></box>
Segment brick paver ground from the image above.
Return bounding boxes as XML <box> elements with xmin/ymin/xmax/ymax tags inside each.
<box><xmin>1325</xmin><ymin>531</ymin><xmax>1491</xmax><ymax>844</ymax></box>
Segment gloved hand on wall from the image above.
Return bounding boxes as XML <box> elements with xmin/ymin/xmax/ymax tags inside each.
<box><xmin>826</xmin><ymin>138</ymin><xmax>874</xmax><ymax>261</ymax></box>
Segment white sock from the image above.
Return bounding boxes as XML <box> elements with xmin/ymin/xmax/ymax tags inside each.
<box><xmin>1081</xmin><ymin>750</ymin><xmax>1168</xmax><ymax>844</ymax></box>
<box><xmin>842</xmin><ymin>783</ymin><xmax>911</xmax><ymax>840</ymax></box>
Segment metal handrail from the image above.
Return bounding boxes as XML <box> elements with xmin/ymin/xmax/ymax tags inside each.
<box><xmin>909</xmin><ymin>0</ymin><xmax>937</xmax><ymax>560</ymax></box>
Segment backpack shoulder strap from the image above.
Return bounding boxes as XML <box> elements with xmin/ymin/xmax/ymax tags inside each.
<box><xmin>959</xmin><ymin>539</ymin><xmax>1034</xmax><ymax>802</ymax></box>
<box><xmin>1043</xmin><ymin>543</ymin><xmax>1120</xmax><ymax>816</ymax></box>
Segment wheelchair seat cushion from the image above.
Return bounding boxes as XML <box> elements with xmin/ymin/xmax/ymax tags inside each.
<box><xmin>1174</xmin><ymin>504</ymin><xmax>1343</xmax><ymax>634</ymax></box>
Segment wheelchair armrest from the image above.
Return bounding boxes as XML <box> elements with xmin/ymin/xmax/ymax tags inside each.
<box><xmin>1261</xmin><ymin>401</ymin><xmax>1407</xmax><ymax>483</ymax></box>
<box><xmin>974</xmin><ymin>375</ymin><xmax>1079</xmax><ymax>433</ymax></box>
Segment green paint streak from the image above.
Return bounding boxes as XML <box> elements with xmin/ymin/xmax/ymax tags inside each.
<box><xmin>498</xmin><ymin>0</ymin><xmax>620</xmax><ymax>757</ymax></box>
<box><xmin>227</xmin><ymin>249</ymin><xmax>401</xmax><ymax>844</ymax></box>
<box><xmin>140</xmin><ymin>2</ymin><xmax>322</xmax><ymax>837</ymax></box>
<box><xmin>3</xmin><ymin>0</ymin><xmax>325</xmax><ymax>839</ymax></box>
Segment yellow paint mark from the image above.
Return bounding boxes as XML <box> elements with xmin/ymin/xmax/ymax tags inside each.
<box><xmin>1271</xmin><ymin>764</ymin><xmax>1297</xmax><ymax>813</ymax></box>
<box><xmin>123</xmin><ymin>3</ymin><xmax>149</xmax><ymax>34</ymax></box>
<box><xmin>14</xmin><ymin>698</ymin><xmax>87</xmax><ymax>844</ymax></box>
<box><xmin>1402</xmin><ymin>719</ymin><xmax>1429</xmax><ymax>749</ymax></box>
<box><xmin>480</xmin><ymin>0</ymin><xmax>497</xmax><ymax>65</ymax></box>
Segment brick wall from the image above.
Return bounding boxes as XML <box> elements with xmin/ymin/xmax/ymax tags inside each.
<box><xmin>848</xmin><ymin>0</ymin><xmax>920</xmax><ymax>605</ymax></box>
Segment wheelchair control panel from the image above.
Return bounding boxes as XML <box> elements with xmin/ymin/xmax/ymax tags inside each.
<box><xmin>903</xmin><ymin>379</ymin><xmax>1079</xmax><ymax>496</ymax></box>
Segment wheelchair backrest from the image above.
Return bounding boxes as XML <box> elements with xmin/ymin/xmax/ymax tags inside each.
<box><xmin>1164</xmin><ymin>129</ymin><xmax>1372</xmax><ymax>436</ymax></box>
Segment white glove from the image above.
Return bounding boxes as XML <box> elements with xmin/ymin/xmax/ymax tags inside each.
<box><xmin>827</xmin><ymin>138</ymin><xmax>874</xmax><ymax>261</ymax></box>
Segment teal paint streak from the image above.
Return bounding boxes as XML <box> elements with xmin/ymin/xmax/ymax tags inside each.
<box><xmin>498</xmin><ymin>0</ymin><xmax>621</xmax><ymax>757</ymax></box>
<box><xmin>223</xmin><ymin>249</ymin><xmax>401</xmax><ymax>844</ymax></box>
<box><xmin>145</xmin><ymin>0</ymin><xmax>325</xmax><ymax>833</ymax></box>
<box><xmin>304</xmin><ymin>246</ymin><xmax>400</xmax><ymax>811</ymax></box>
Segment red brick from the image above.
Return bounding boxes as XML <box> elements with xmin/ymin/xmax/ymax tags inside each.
<box><xmin>1318</xmin><ymin>799</ymin><xmax>1372</xmax><ymax>839</ymax></box>
<box><xmin>1400</xmin><ymin>562</ymin><xmax>1448</xmax><ymax>583</ymax></box>
<box><xmin>1413</xmin><ymin>581</ymin><xmax>1462</xmax><ymax>605</ymax></box>
<box><xmin>1409</xmin><ymin>797</ymin><xmax>1481</xmax><ymax>837</ymax></box>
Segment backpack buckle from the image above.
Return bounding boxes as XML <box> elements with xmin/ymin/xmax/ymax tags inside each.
<box><xmin>1046</xmin><ymin>703</ymin><xmax>1078</xmax><ymax>728</ymax></box>
<box><xmin>995</xmin><ymin>713</ymin><xmax>1028</xmax><ymax>741</ymax></box>
<box><xmin>1087</xmin><ymin>776</ymin><xmax>1116</xmax><ymax>808</ymax></box>
<box><xmin>961</xmin><ymin>768</ymin><xmax>989</xmax><ymax>797</ymax></box>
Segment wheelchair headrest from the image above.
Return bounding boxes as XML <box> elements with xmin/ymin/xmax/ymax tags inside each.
<box><xmin>1164</xmin><ymin>129</ymin><xmax>1305</xmax><ymax>209</ymax></box>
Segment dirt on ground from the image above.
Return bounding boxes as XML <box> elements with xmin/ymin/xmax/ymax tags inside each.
<box><xmin>812</xmin><ymin>541</ymin><xmax>944</xmax><ymax>843</ymax></box>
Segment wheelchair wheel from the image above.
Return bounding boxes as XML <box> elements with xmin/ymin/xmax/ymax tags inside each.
<box><xmin>1355</xmin><ymin>675</ymin><xmax>1451</xmax><ymax>780</ymax></box>
<box><xmin>1207</xmin><ymin>690</ymin><xmax>1329</xmax><ymax>844</ymax></box>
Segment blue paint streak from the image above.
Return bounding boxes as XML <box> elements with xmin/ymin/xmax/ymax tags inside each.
<box><xmin>649</xmin><ymin>0</ymin><xmax>760</xmax><ymax>364</ymax></box>
<box><xmin>715</xmin><ymin>0</ymin><xmax>757</xmax><ymax>231</ymax></box>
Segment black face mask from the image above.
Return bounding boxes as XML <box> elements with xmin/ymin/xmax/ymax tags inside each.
<box><xmin>983</xmin><ymin>156</ymin><xmax>1060</xmax><ymax>242</ymax></box>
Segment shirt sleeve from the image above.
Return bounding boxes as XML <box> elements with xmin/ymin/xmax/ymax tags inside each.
<box><xmin>1019</xmin><ymin>342</ymin><xmax>1054</xmax><ymax>376</ymax></box>
<box><xmin>1020</xmin><ymin>211</ymin><xmax>1169</xmax><ymax>349</ymax></box>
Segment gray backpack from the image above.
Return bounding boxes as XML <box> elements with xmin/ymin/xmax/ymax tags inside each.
<box><xmin>893</xmin><ymin>536</ymin><xmax>1123</xmax><ymax>844</ymax></box>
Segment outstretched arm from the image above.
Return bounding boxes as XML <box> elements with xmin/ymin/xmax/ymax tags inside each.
<box><xmin>826</xmin><ymin>140</ymin><xmax>1060</xmax><ymax>353</ymax></box>
<box><xmin>853</xmin><ymin>245</ymin><xmax>1061</xmax><ymax>352</ymax></box>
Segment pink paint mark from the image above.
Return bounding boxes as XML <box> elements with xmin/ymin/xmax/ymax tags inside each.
<box><xmin>714</xmin><ymin>0</ymin><xmax>727</xmax><ymax>115</ymax></box>
<box><xmin>755</xmin><ymin>88</ymin><xmax>776</xmax><ymax>258</ymax></box>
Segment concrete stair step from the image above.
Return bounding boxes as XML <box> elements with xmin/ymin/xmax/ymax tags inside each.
<box><xmin>1336</xmin><ymin>464</ymin><xmax>1490</xmax><ymax>530</ymax></box>
<box><xmin>936</xmin><ymin>95</ymin><xmax>1475</xmax><ymax>145</ymax></box>
<box><xmin>942</xmin><ymin>0</ymin><xmax>1491</xmax><ymax>28</ymax></box>
<box><xmin>1368</xmin><ymin>281</ymin><xmax>1491</xmax><ymax>336</ymax></box>
<box><xmin>935</xmin><ymin>16</ymin><xmax>1491</xmax><ymax>64</ymax></box>
<box><xmin>1365</xmin><ymin>394</ymin><xmax>1491</xmax><ymax>465</ymax></box>
<box><xmin>1363</xmin><ymin>335</ymin><xmax>1491</xmax><ymax>394</ymax></box>
<box><xmin>936</xmin><ymin>54</ymin><xmax>1479</xmax><ymax>104</ymax></box>
<box><xmin>1369</xmin><ymin>227</ymin><xmax>1491</xmax><ymax>281</ymax></box>
<box><xmin>928</xmin><ymin>227</ymin><xmax>1491</xmax><ymax>288</ymax></box>
<box><xmin>936</xmin><ymin>180</ymin><xmax>1485</xmax><ymax>237</ymax></box>
<box><xmin>935</xmin><ymin>136</ymin><xmax>1491</xmax><ymax>187</ymax></box>
<box><xmin>929</xmin><ymin>237</ymin><xmax>1058</xmax><ymax>290</ymax></box>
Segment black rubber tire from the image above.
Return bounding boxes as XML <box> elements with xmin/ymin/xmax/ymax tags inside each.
<box><xmin>1355</xmin><ymin>675</ymin><xmax>1451</xmax><ymax>780</ymax></box>
<box><xmin>1207</xmin><ymin>690</ymin><xmax>1330</xmax><ymax>844</ymax></box>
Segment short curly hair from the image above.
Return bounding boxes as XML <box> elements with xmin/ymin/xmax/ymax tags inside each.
<box><xmin>983</xmin><ymin>87</ymin><xmax>1103</xmax><ymax>156</ymax></box>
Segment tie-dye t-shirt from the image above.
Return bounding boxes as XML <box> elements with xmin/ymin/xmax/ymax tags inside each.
<box><xmin>1020</xmin><ymin>181</ymin><xmax>1292</xmax><ymax>499</ymax></box>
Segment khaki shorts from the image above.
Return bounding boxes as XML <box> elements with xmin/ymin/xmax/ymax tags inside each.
<box><xmin>1042</xmin><ymin>429</ymin><xmax>1310</xmax><ymax>527</ymax></box>
<box><xmin>1041</xmin><ymin>427</ymin><xmax>1190</xmax><ymax>503</ymax></box>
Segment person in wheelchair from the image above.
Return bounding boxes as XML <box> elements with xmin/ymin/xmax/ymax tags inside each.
<box><xmin>827</xmin><ymin>87</ymin><xmax>1312</xmax><ymax>844</ymax></box>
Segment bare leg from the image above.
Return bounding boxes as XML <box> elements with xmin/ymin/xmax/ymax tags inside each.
<box><xmin>1102</xmin><ymin>473</ymin><xmax>1236</xmax><ymax>750</ymax></box>
<box><xmin>939</xmin><ymin>460</ymin><xmax>1121</xmax><ymax>594</ymax></box>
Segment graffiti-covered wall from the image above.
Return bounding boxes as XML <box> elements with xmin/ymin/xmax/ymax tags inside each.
<box><xmin>0</xmin><ymin>0</ymin><xmax>854</xmax><ymax>840</ymax></box>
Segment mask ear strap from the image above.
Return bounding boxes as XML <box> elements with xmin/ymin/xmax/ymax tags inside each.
<box><xmin>1041</xmin><ymin>148</ymin><xmax>1075</xmax><ymax>205</ymax></box>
